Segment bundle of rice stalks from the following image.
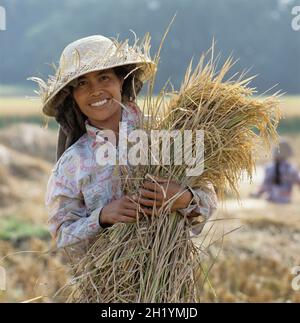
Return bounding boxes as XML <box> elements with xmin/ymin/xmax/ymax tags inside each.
<box><xmin>66</xmin><ymin>46</ymin><xmax>280</xmax><ymax>303</ymax></box>
<box><xmin>157</xmin><ymin>53</ymin><xmax>280</xmax><ymax>196</ymax></box>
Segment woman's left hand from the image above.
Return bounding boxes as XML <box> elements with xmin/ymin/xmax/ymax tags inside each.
<box><xmin>135</xmin><ymin>175</ymin><xmax>193</xmax><ymax>215</ymax></box>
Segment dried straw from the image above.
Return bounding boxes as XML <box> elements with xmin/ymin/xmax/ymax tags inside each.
<box><xmin>65</xmin><ymin>42</ymin><xmax>280</xmax><ymax>303</ymax></box>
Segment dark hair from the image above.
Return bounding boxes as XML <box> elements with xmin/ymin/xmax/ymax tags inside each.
<box><xmin>54</xmin><ymin>65</ymin><xmax>143</xmax><ymax>151</ymax></box>
<box><xmin>113</xmin><ymin>64</ymin><xmax>143</xmax><ymax>102</ymax></box>
<box><xmin>273</xmin><ymin>160</ymin><xmax>282</xmax><ymax>185</ymax></box>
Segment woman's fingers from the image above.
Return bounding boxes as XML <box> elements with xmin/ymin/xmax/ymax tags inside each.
<box><xmin>122</xmin><ymin>209</ymin><xmax>139</xmax><ymax>218</ymax></box>
<box><xmin>143</xmin><ymin>181</ymin><xmax>167</xmax><ymax>194</ymax></box>
<box><xmin>137</xmin><ymin>197</ymin><xmax>163</xmax><ymax>207</ymax></box>
<box><xmin>124</xmin><ymin>201</ymin><xmax>139</xmax><ymax>210</ymax></box>
<box><xmin>139</xmin><ymin>189</ymin><xmax>164</xmax><ymax>201</ymax></box>
<box><xmin>125</xmin><ymin>196</ymin><xmax>138</xmax><ymax>204</ymax></box>
<box><xmin>145</xmin><ymin>174</ymin><xmax>170</xmax><ymax>183</ymax></box>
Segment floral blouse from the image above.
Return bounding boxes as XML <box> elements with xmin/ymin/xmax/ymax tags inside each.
<box><xmin>45</xmin><ymin>102</ymin><xmax>218</xmax><ymax>252</ymax></box>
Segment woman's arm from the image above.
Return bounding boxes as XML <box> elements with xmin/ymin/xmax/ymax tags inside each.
<box><xmin>46</xmin><ymin>174</ymin><xmax>105</xmax><ymax>249</ymax></box>
<box><xmin>137</xmin><ymin>177</ymin><xmax>218</xmax><ymax>235</ymax></box>
<box><xmin>177</xmin><ymin>184</ymin><xmax>218</xmax><ymax>236</ymax></box>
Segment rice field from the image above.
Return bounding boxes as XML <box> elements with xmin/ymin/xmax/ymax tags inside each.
<box><xmin>0</xmin><ymin>95</ymin><xmax>300</xmax><ymax>302</ymax></box>
<box><xmin>1</xmin><ymin>95</ymin><xmax>300</xmax><ymax>132</ymax></box>
<box><xmin>1</xmin><ymin>94</ymin><xmax>299</xmax><ymax>116</ymax></box>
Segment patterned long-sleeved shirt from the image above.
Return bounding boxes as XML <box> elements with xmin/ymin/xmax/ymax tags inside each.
<box><xmin>45</xmin><ymin>102</ymin><xmax>218</xmax><ymax>253</ymax></box>
<box><xmin>258</xmin><ymin>160</ymin><xmax>300</xmax><ymax>203</ymax></box>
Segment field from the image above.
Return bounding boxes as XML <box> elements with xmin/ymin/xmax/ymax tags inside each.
<box><xmin>0</xmin><ymin>95</ymin><xmax>300</xmax><ymax>302</ymax></box>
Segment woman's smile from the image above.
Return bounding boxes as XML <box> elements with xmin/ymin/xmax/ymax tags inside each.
<box><xmin>89</xmin><ymin>98</ymin><xmax>111</xmax><ymax>108</ymax></box>
<box><xmin>72</xmin><ymin>69</ymin><xmax>123</xmax><ymax>128</ymax></box>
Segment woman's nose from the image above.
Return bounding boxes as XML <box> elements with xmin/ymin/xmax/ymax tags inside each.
<box><xmin>90</xmin><ymin>81</ymin><xmax>103</xmax><ymax>96</ymax></box>
<box><xmin>90</xmin><ymin>88</ymin><xmax>103</xmax><ymax>97</ymax></box>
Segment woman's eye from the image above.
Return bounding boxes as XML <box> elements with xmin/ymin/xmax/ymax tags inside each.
<box><xmin>78</xmin><ymin>80</ymin><xmax>87</xmax><ymax>87</ymax></box>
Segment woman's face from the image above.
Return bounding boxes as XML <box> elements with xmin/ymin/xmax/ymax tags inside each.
<box><xmin>72</xmin><ymin>69</ymin><xmax>123</xmax><ymax>125</ymax></box>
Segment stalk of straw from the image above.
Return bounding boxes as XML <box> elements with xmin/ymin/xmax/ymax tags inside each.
<box><xmin>66</xmin><ymin>43</ymin><xmax>280</xmax><ymax>303</ymax></box>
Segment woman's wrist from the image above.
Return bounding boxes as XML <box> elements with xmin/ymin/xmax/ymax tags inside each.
<box><xmin>99</xmin><ymin>207</ymin><xmax>111</xmax><ymax>228</ymax></box>
<box><xmin>178</xmin><ymin>188</ymin><xmax>193</xmax><ymax>209</ymax></box>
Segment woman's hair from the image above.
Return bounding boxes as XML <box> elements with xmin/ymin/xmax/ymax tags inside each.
<box><xmin>55</xmin><ymin>95</ymin><xmax>87</xmax><ymax>145</ymax></box>
<box><xmin>273</xmin><ymin>160</ymin><xmax>282</xmax><ymax>186</ymax></box>
<box><xmin>54</xmin><ymin>64</ymin><xmax>143</xmax><ymax>152</ymax></box>
<box><xmin>113</xmin><ymin>64</ymin><xmax>143</xmax><ymax>102</ymax></box>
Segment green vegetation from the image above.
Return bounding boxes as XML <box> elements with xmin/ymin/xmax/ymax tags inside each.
<box><xmin>0</xmin><ymin>216</ymin><xmax>50</xmax><ymax>241</ymax></box>
<box><xmin>0</xmin><ymin>115</ymin><xmax>58</xmax><ymax>130</ymax></box>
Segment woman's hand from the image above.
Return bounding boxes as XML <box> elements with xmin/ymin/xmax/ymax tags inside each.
<box><xmin>100</xmin><ymin>196</ymin><xmax>141</xmax><ymax>226</ymax></box>
<box><xmin>100</xmin><ymin>176</ymin><xmax>195</xmax><ymax>226</ymax></box>
<box><xmin>136</xmin><ymin>175</ymin><xmax>193</xmax><ymax>212</ymax></box>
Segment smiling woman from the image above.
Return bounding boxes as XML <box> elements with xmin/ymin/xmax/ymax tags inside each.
<box><xmin>29</xmin><ymin>34</ymin><xmax>217</xmax><ymax>263</ymax></box>
<box><xmin>71</xmin><ymin>69</ymin><xmax>124</xmax><ymax>132</ymax></box>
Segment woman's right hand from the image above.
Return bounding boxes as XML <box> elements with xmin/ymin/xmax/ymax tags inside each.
<box><xmin>99</xmin><ymin>196</ymin><xmax>141</xmax><ymax>226</ymax></box>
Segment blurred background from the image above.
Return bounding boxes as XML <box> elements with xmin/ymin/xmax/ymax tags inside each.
<box><xmin>0</xmin><ymin>0</ymin><xmax>300</xmax><ymax>302</ymax></box>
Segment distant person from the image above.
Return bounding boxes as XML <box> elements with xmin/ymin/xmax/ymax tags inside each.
<box><xmin>251</xmin><ymin>140</ymin><xmax>300</xmax><ymax>204</ymax></box>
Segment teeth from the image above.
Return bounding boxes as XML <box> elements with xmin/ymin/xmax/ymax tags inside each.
<box><xmin>90</xmin><ymin>99</ymin><xmax>108</xmax><ymax>107</ymax></box>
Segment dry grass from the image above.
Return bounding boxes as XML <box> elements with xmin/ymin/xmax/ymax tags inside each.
<box><xmin>0</xmin><ymin>133</ymin><xmax>299</xmax><ymax>302</ymax></box>
<box><xmin>199</xmin><ymin>174</ymin><xmax>300</xmax><ymax>303</ymax></box>
<box><xmin>0</xmin><ymin>139</ymin><xmax>69</xmax><ymax>303</ymax></box>
<box><xmin>65</xmin><ymin>43</ymin><xmax>282</xmax><ymax>303</ymax></box>
<box><xmin>0</xmin><ymin>97</ymin><xmax>42</xmax><ymax>117</ymax></box>
<box><xmin>0</xmin><ymin>239</ymin><xmax>68</xmax><ymax>303</ymax></box>
<box><xmin>1</xmin><ymin>95</ymin><xmax>300</xmax><ymax>118</ymax></box>
<box><xmin>1</xmin><ymin>169</ymin><xmax>299</xmax><ymax>303</ymax></box>
<box><xmin>0</xmin><ymin>124</ymin><xmax>57</xmax><ymax>163</ymax></box>
<box><xmin>0</xmin><ymin>91</ymin><xmax>299</xmax><ymax>303</ymax></box>
<box><xmin>0</xmin><ymin>80</ymin><xmax>299</xmax><ymax>302</ymax></box>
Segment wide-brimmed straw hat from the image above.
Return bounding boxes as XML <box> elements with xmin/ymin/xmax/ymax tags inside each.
<box><xmin>28</xmin><ymin>34</ymin><xmax>156</xmax><ymax>117</ymax></box>
<box><xmin>273</xmin><ymin>139</ymin><xmax>293</xmax><ymax>160</ymax></box>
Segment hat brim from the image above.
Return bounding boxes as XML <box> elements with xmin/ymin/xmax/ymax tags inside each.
<box><xmin>42</xmin><ymin>60</ymin><xmax>156</xmax><ymax>117</ymax></box>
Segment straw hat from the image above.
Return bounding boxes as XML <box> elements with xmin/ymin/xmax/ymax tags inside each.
<box><xmin>273</xmin><ymin>139</ymin><xmax>293</xmax><ymax>160</ymax></box>
<box><xmin>28</xmin><ymin>34</ymin><xmax>156</xmax><ymax>117</ymax></box>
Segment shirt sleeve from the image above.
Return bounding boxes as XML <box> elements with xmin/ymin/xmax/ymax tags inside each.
<box><xmin>177</xmin><ymin>182</ymin><xmax>218</xmax><ymax>236</ymax></box>
<box><xmin>45</xmin><ymin>155</ymin><xmax>104</xmax><ymax>250</ymax></box>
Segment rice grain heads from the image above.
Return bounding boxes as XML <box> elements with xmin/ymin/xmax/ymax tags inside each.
<box><xmin>65</xmin><ymin>47</ymin><xmax>280</xmax><ymax>303</ymax></box>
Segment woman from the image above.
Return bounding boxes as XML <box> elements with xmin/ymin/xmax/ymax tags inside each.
<box><xmin>252</xmin><ymin>139</ymin><xmax>300</xmax><ymax>203</ymax></box>
<box><xmin>30</xmin><ymin>35</ymin><xmax>218</xmax><ymax>255</ymax></box>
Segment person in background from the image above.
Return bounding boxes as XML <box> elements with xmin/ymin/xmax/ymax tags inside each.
<box><xmin>251</xmin><ymin>139</ymin><xmax>300</xmax><ymax>204</ymax></box>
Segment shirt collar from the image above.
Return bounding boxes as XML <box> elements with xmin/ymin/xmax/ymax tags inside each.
<box><xmin>85</xmin><ymin>120</ymin><xmax>104</xmax><ymax>139</ymax></box>
<box><xmin>85</xmin><ymin>107</ymin><xmax>126</xmax><ymax>140</ymax></box>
